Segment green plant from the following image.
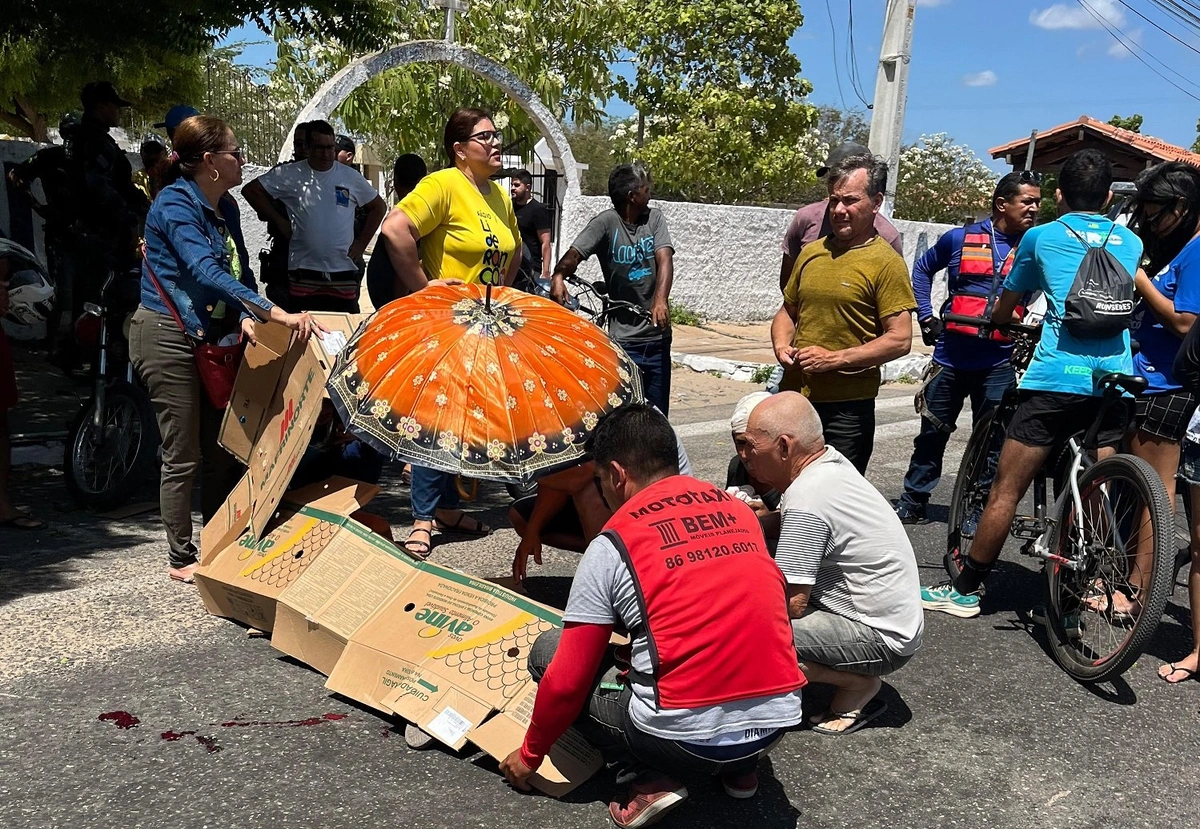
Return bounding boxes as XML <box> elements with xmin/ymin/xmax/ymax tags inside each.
<box><xmin>750</xmin><ymin>364</ymin><xmax>774</xmax><ymax>384</ymax></box>
<box><xmin>668</xmin><ymin>301</ymin><xmax>704</xmax><ymax>327</ymax></box>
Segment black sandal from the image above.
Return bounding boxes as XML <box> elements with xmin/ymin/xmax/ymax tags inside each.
<box><xmin>433</xmin><ymin>513</ymin><xmax>491</xmax><ymax>537</ymax></box>
<box><xmin>1159</xmin><ymin>662</ymin><xmax>1197</xmax><ymax>684</ymax></box>
<box><xmin>404</xmin><ymin>527</ymin><xmax>433</xmax><ymax>560</ymax></box>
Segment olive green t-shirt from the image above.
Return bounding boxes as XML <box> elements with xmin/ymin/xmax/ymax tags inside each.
<box><xmin>781</xmin><ymin>234</ymin><xmax>915</xmax><ymax>403</ymax></box>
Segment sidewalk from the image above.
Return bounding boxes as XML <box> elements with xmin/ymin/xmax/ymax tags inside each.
<box><xmin>671</xmin><ymin>319</ymin><xmax>932</xmax><ymax>383</ymax></box>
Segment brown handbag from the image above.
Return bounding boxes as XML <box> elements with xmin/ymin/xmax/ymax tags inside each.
<box><xmin>142</xmin><ymin>254</ymin><xmax>245</xmax><ymax>409</ymax></box>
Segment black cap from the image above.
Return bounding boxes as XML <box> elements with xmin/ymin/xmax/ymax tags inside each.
<box><xmin>817</xmin><ymin>141</ymin><xmax>871</xmax><ymax>177</ymax></box>
<box><xmin>335</xmin><ymin>134</ymin><xmax>356</xmax><ymax>154</ymax></box>
<box><xmin>81</xmin><ymin>81</ymin><xmax>132</xmax><ymax>109</ymax></box>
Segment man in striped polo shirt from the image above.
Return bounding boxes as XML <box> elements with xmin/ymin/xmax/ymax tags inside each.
<box><xmin>741</xmin><ymin>391</ymin><xmax>924</xmax><ymax>735</ymax></box>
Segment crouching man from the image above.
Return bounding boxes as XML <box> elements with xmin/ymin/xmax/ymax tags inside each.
<box><xmin>500</xmin><ymin>405</ymin><xmax>805</xmax><ymax>827</ymax></box>
<box><xmin>742</xmin><ymin>392</ymin><xmax>923</xmax><ymax>735</ymax></box>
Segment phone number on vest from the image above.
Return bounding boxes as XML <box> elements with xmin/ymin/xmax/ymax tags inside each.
<box><xmin>665</xmin><ymin>541</ymin><xmax>760</xmax><ymax>569</ymax></box>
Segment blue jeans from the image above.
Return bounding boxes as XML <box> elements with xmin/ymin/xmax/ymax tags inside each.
<box><xmin>898</xmin><ymin>362</ymin><xmax>1015</xmax><ymax>510</ymax></box>
<box><xmin>620</xmin><ymin>331</ymin><xmax>672</xmax><ymax>416</ymax></box>
<box><xmin>410</xmin><ymin>465</ymin><xmax>461</xmax><ymax>522</ymax></box>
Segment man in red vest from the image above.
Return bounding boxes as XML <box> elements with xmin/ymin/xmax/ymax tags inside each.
<box><xmin>500</xmin><ymin>404</ymin><xmax>805</xmax><ymax>828</ymax></box>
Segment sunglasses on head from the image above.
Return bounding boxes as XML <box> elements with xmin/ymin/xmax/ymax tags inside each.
<box><xmin>1018</xmin><ymin>170</ymin><xmax>1043</xmax><ymax>184</ymax></box>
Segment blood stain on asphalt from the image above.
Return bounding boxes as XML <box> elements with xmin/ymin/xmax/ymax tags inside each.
<box><xmin>160</xmin><ymin>730</ymin><xmax>222</xmax><ymax>753</ymax></box>
<box><xmin>218</xmin><ymin>713</ymin><xmax>348</xmax><ymax>728</ymax></box>
<box><xmin>98</xmin><ymin>711</ymin><xmax>140</xmax><ymax>729</ymax></box>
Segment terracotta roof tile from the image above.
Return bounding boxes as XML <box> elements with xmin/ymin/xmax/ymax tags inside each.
<box><xmin>989</xmin><ymin>115</ymin><xmax>1200</xmax><ymax>166</ymax></box>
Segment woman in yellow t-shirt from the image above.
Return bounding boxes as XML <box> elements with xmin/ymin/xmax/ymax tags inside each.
<box><xmin>378</xmin><ymin>107</ymin><xmax>521</xmax><ymax>558</ymax></box>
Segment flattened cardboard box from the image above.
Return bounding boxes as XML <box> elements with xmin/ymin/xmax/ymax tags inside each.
<box><xmin>326</xmin><ymin>565</ymin><xmax>601</xmax><ymax>795</ymax></box>
<box><xmin>271</xmin><ymin>516</ymin><xmax>421</xmax><ymax>676</ymax></box>
<box><xmin>328</xmin><ymin>564</ymin><xmax>558</xmax><ymax>725</ymax></box>
<box><xmin>195</xmin><ymin>477</ymin><xmax>379</xmax><ymax>632</ymax></box>
<box><xmin>218</xmin><ymin>313</ymin><xmax>364</xmax><ymax>540</ymax></box>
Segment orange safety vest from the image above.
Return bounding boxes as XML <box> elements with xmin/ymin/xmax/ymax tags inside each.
<box><xmin>943</xmin><ymin>222</ymin><xmax>1024</xmax><ymax>343</ymax></box>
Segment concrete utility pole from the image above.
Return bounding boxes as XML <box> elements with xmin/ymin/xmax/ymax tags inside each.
<box><xmin>867</xmin><ymin>0</ymin><xmax>917</xmax><ymax>217</ymax></box>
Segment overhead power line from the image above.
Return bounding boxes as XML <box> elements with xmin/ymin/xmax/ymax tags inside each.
<box><xmin>1074</xmin><ymin>0</ymin><xmax>1200</xmax><ymax>102</ymax></box>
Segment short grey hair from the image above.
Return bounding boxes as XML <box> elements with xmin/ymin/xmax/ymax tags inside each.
<box><xmin>827</xmin><ymin>153</ymin><xmax>888</xmax><ymax>198</ymax></box>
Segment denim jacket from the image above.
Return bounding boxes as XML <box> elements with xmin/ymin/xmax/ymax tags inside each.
<box><xmin>141</xmin><ymin>176</ymin><xmax>272</xmax><ymax>340</ymax></box>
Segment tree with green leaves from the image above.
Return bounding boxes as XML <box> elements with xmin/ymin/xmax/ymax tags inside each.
<box><xmin>1107</xmin><ymin>113</ymin><xmax>1143</xmax><ymax>133</ymax></box>
<box><xmin>268</xmin><ymin>1</ymin><xmax>623</xmax><ymax>170</ymax></box>
<box><xmin>894</xmin><ymin>133</ymin><xmax>996</xmax><ymax>224</ymax></box>
<box><xmin>610</xmin><ymin>0</ymin><xmax>818</xmax><ymax>204</ymax></box>
<box><xmin>1</xmin><ymin>0</ymin><xmax>397</xmax><ymax>140</ymax></box>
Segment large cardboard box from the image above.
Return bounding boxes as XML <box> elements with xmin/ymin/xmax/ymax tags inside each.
<box><xmin>326</xmin><ymin>562</ymin><xmax>602</xmax><ymax>795</ymax></box>
<box><xmin>195</xmin><ymin>477</ymin><xmax>379</xmax><ymax>632</ymax></box>
<box><xmin>218</xmin><ymin>313</ymin><xmax>363</xmax><ymax>540</ymax></box>
<box><xmin>271</xmin><ymin>519</ymin><xmax>421</xmax><ymax>676</ymax></box>
<box><xmin>328</xmin><ymin>564</ymin><xmax>560</xmax><ymax>727</ymax></box>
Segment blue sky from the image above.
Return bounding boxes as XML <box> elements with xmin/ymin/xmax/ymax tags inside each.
<box><xmin>223</xmin><ymin>0</ymin><xmax>1200</xmax><ymax>173</ymax></box>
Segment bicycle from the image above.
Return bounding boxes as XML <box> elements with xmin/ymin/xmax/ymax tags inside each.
<box><xmin>501</xmin><ymin>274</ymin><xmax>652</xmax><ymax>501</ymax></box>
<box><xmin>941</xmin><ymin>312</ymin><xmax>1174</xmax><ymax>684</ymax></box>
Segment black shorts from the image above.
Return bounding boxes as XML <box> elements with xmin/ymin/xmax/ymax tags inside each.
<box><xmin>1133</xmin><ymin>390</ymin><xmax>1196</xmax><ymax>442</ymax></box>
<box><xmin>510</xmin><ymin>495</ymin><xmax>584</xmax><ymax>539</ymax></box>
<box><xmin>1007</xmin><ymin>391</ymin><xmax>1131</xmax><ymax>450</ymax></box>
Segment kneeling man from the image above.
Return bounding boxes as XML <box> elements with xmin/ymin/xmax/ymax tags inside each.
<box><xmin>500</xmin><ymin>405</ymin><xmax>804</xmax><ymax>827</ymax></box>
<box><xmin>743</xmin><ymin>392</ymin><xmax>923</xmax><ymax>735</ymax></box>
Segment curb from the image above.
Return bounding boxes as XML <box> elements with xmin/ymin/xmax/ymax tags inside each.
<box><xmin>671</xmin><ymin>351</ymin><xmax>931</xmax><ymax>385</ymax></box>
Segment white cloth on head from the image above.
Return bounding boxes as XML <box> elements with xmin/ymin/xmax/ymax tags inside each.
<box><xmin>730</xmin><ymin>391</ymin><xmax>772</xmax><ymax>434</ymax></box>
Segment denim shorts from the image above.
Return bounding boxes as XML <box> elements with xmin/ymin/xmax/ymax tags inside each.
<box><xmin>1180</xmin><ymin>439</ymin><xmax>1200</xmax><ymax>487</ymax></box>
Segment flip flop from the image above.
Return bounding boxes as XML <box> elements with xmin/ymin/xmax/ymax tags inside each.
<box><xmin>1159</xmin><ymin>663</ymin><xmax>1197</xmax><ymax>684</ymax></box>
<box><xmin>811</xmin><ymin>698</ymin><xmax>888</xmax><ymax>736</ymax></box>
<box><xmin>0</xmin><ymin>514</ymin><xmax>46</xmax><ymax>531</ymax></box>
<box><xmin>404</xmin><ymin>528</ymin><xmax>433</xmax><ymax>560</ymax></box>
<box><xmin>434</xmin><ymin>513</ymin><xmax>491</xmax><ymax>537</ymax></box>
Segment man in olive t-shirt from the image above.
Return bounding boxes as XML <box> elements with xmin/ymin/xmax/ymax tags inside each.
<box><xmin>770</xmin><ymin>154</ymin><xmax>915</xmax><ymax>474</ymax></box>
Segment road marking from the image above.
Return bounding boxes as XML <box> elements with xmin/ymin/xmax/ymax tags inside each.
<box><xmin>674</xmin><ymin>419</ymin><xmax>731</xmax><ymax>438</ymax></box>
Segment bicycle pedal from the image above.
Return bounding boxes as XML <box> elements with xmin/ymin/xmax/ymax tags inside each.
<box><xmin>1010</xmin><ymin>516</ymin><xmax>1043</xmax><ymax>540</ymax></box>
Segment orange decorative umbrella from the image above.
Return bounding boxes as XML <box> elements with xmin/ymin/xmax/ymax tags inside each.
<box><xmin>327</xmin><ymin>281</ymin><xmax>644</xmax><ymax>484</ymax></box>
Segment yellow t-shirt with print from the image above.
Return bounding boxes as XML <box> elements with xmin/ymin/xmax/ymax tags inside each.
<box><xmin>397</xmin><ymin>167</ymin><xmax>521</xmax><ymax>284</ymax></box>
<box><xmin>781</xmin><ymin>234</ymin><xmax>916</xmax><ymax>402</ymax></box>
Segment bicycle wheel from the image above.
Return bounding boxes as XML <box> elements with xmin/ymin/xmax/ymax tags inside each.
<box><xmin>65</xmin><ymin>379</ymin><xmax>159</xmax><ymax>510</ymax></box>
<box><xmin>1044</xmin><ymin>454</ymin><xmax>1173</xmax><ymax>684</ymax></box>
<box><xmin>945</xmin><ymin>407</ymin><xmax>1005</xmax><ymax>582</ymax></box>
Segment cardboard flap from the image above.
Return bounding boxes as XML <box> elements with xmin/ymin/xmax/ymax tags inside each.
<box><xmin>283</xmin><ymin>476</ymin><xmax>381</xmax><ymax>515</ymax></box>
<box><xmin>220</xmin><ymin>320</ymin><xmax>294</xmax><ymax>464</ymax></box>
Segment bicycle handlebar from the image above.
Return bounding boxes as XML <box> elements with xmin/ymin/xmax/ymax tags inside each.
<box><xmin>941</xmin><ymin>312</ymin><xmax>1041</xmax><ymax>337</ymax></box>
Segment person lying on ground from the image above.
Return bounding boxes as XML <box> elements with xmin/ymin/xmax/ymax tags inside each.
<box><xmin>741</xmin><ymin>391</ymin><xmax>923</xmax><ymax>735</ymax></box>
<box><xmin>499</xmin><ymin>404</ymin><xmax>804</xmax><ymax>828</ymax></box>
<box><xmin>509</xmin><ymin>414</ymin><xmax>692</xmax><ymax>585</ymax></box>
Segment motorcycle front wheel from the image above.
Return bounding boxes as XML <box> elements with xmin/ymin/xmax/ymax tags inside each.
<box><xmin>65</xmin><ymin>379</ymin><xmax>159</xmax><ymax>510</ymax></box>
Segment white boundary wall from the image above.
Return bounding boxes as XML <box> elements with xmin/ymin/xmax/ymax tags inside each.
<box><xmin>561</xmin><ymin>195</ymin><xmax>954</xmax><ymax>321</ymax></box>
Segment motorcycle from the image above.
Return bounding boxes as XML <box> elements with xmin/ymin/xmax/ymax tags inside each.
<box><xmin>63</xmin><ymin>266</ymin><xmax>159</xmax><ymax>510</ymax></box>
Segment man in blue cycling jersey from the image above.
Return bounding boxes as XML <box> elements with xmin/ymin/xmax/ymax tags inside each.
<box><xmin>921</xmin><ymin>149</ymin><xmax>1142</xmax><ymax>618</ymax></box>
<box><xmin>894</xmin><ymin>171</ymin><xmax>1042</xmax><ymax>524</ymax></box>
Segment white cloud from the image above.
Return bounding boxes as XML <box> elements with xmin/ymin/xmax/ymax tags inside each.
<box><xmin>1030</xmin><ymin>0</ymin><xmax>1125</xmax><ymax>30</ymax></box>
<box><xmin>1107</xmin><ymin>28</ymin><xmax>1143</xmax><ymax>58</ymax></box>
<box><xmin>919</xmin><ymin>0</ymin><xmax>952</xmax><ymax>6</ymax></box>
<box><xmin>962</xmin><ymin>70</ymin><xmax>998</xmax><ymax>87</ymax></box>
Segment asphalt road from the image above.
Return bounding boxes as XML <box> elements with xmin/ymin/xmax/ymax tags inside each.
<box><xmin>2</xmin><ymin>371</ymin><xmax>1199</xmax><ymax>829</ymax></box>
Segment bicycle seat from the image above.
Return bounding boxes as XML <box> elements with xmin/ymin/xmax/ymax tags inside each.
<box><xmin>1097</xmin><ymin>372</ymin><xmax>1148</xmax><ymax>396</ymax></box>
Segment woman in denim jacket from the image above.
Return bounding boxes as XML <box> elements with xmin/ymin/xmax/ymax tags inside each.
<box><xmin>131</xmin><ymin>114</ymin><xmax>322</xmax><ymax>584</ymax></box>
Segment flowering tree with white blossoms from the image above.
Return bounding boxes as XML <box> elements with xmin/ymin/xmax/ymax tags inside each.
<box><xmin>894</xmin><ymin>133</ymin><xmax>997</xmax><ymax>224</ymax></box>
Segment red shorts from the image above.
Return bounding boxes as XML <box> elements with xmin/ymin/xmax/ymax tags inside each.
<box><xmin>0</xmin><ymin>328</ymin><xmax>17</xmax><ymax>411</ymax></box>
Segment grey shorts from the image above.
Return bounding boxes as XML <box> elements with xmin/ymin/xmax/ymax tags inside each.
<box><xmin>791</xmin><ymin>607</ymin><xmax>912</xmax><ymax>677</ymax></box>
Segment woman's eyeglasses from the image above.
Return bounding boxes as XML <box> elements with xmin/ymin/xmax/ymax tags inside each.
<box><xmin>214</xmin><ymin>148</ymin><xmax>246</xmax><ymax>162</ymax></box>
<box><xmin>468</xmin><ymin>130</ymin><xmax>504</xmax><ymax>145</ymax></box>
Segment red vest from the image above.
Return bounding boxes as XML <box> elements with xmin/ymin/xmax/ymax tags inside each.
<box><xmin>944</xmin><ymin>223</ymin><xmax>1024</xmax><ymax>343</ymax></box>
<box><xmin>601</xmin><ymin>475</ymin><xmax>806</xmax><ymax>711</ymax></box>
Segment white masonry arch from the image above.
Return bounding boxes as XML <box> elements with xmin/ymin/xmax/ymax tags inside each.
<box><xmin>279</xmin><ymin>39</ymin><xmax>581</xmax><ymax>204</ymax></box>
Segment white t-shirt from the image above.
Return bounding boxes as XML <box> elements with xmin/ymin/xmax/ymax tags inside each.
<box><xmin>775</xmin><ymin>446</ymin><xmax>924</xmax><ymax>656</ymax></box>
<box><xmin>256</xmin><ymin>161</ymin><xmax>379</xmax><ymax>272</ymax></box>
